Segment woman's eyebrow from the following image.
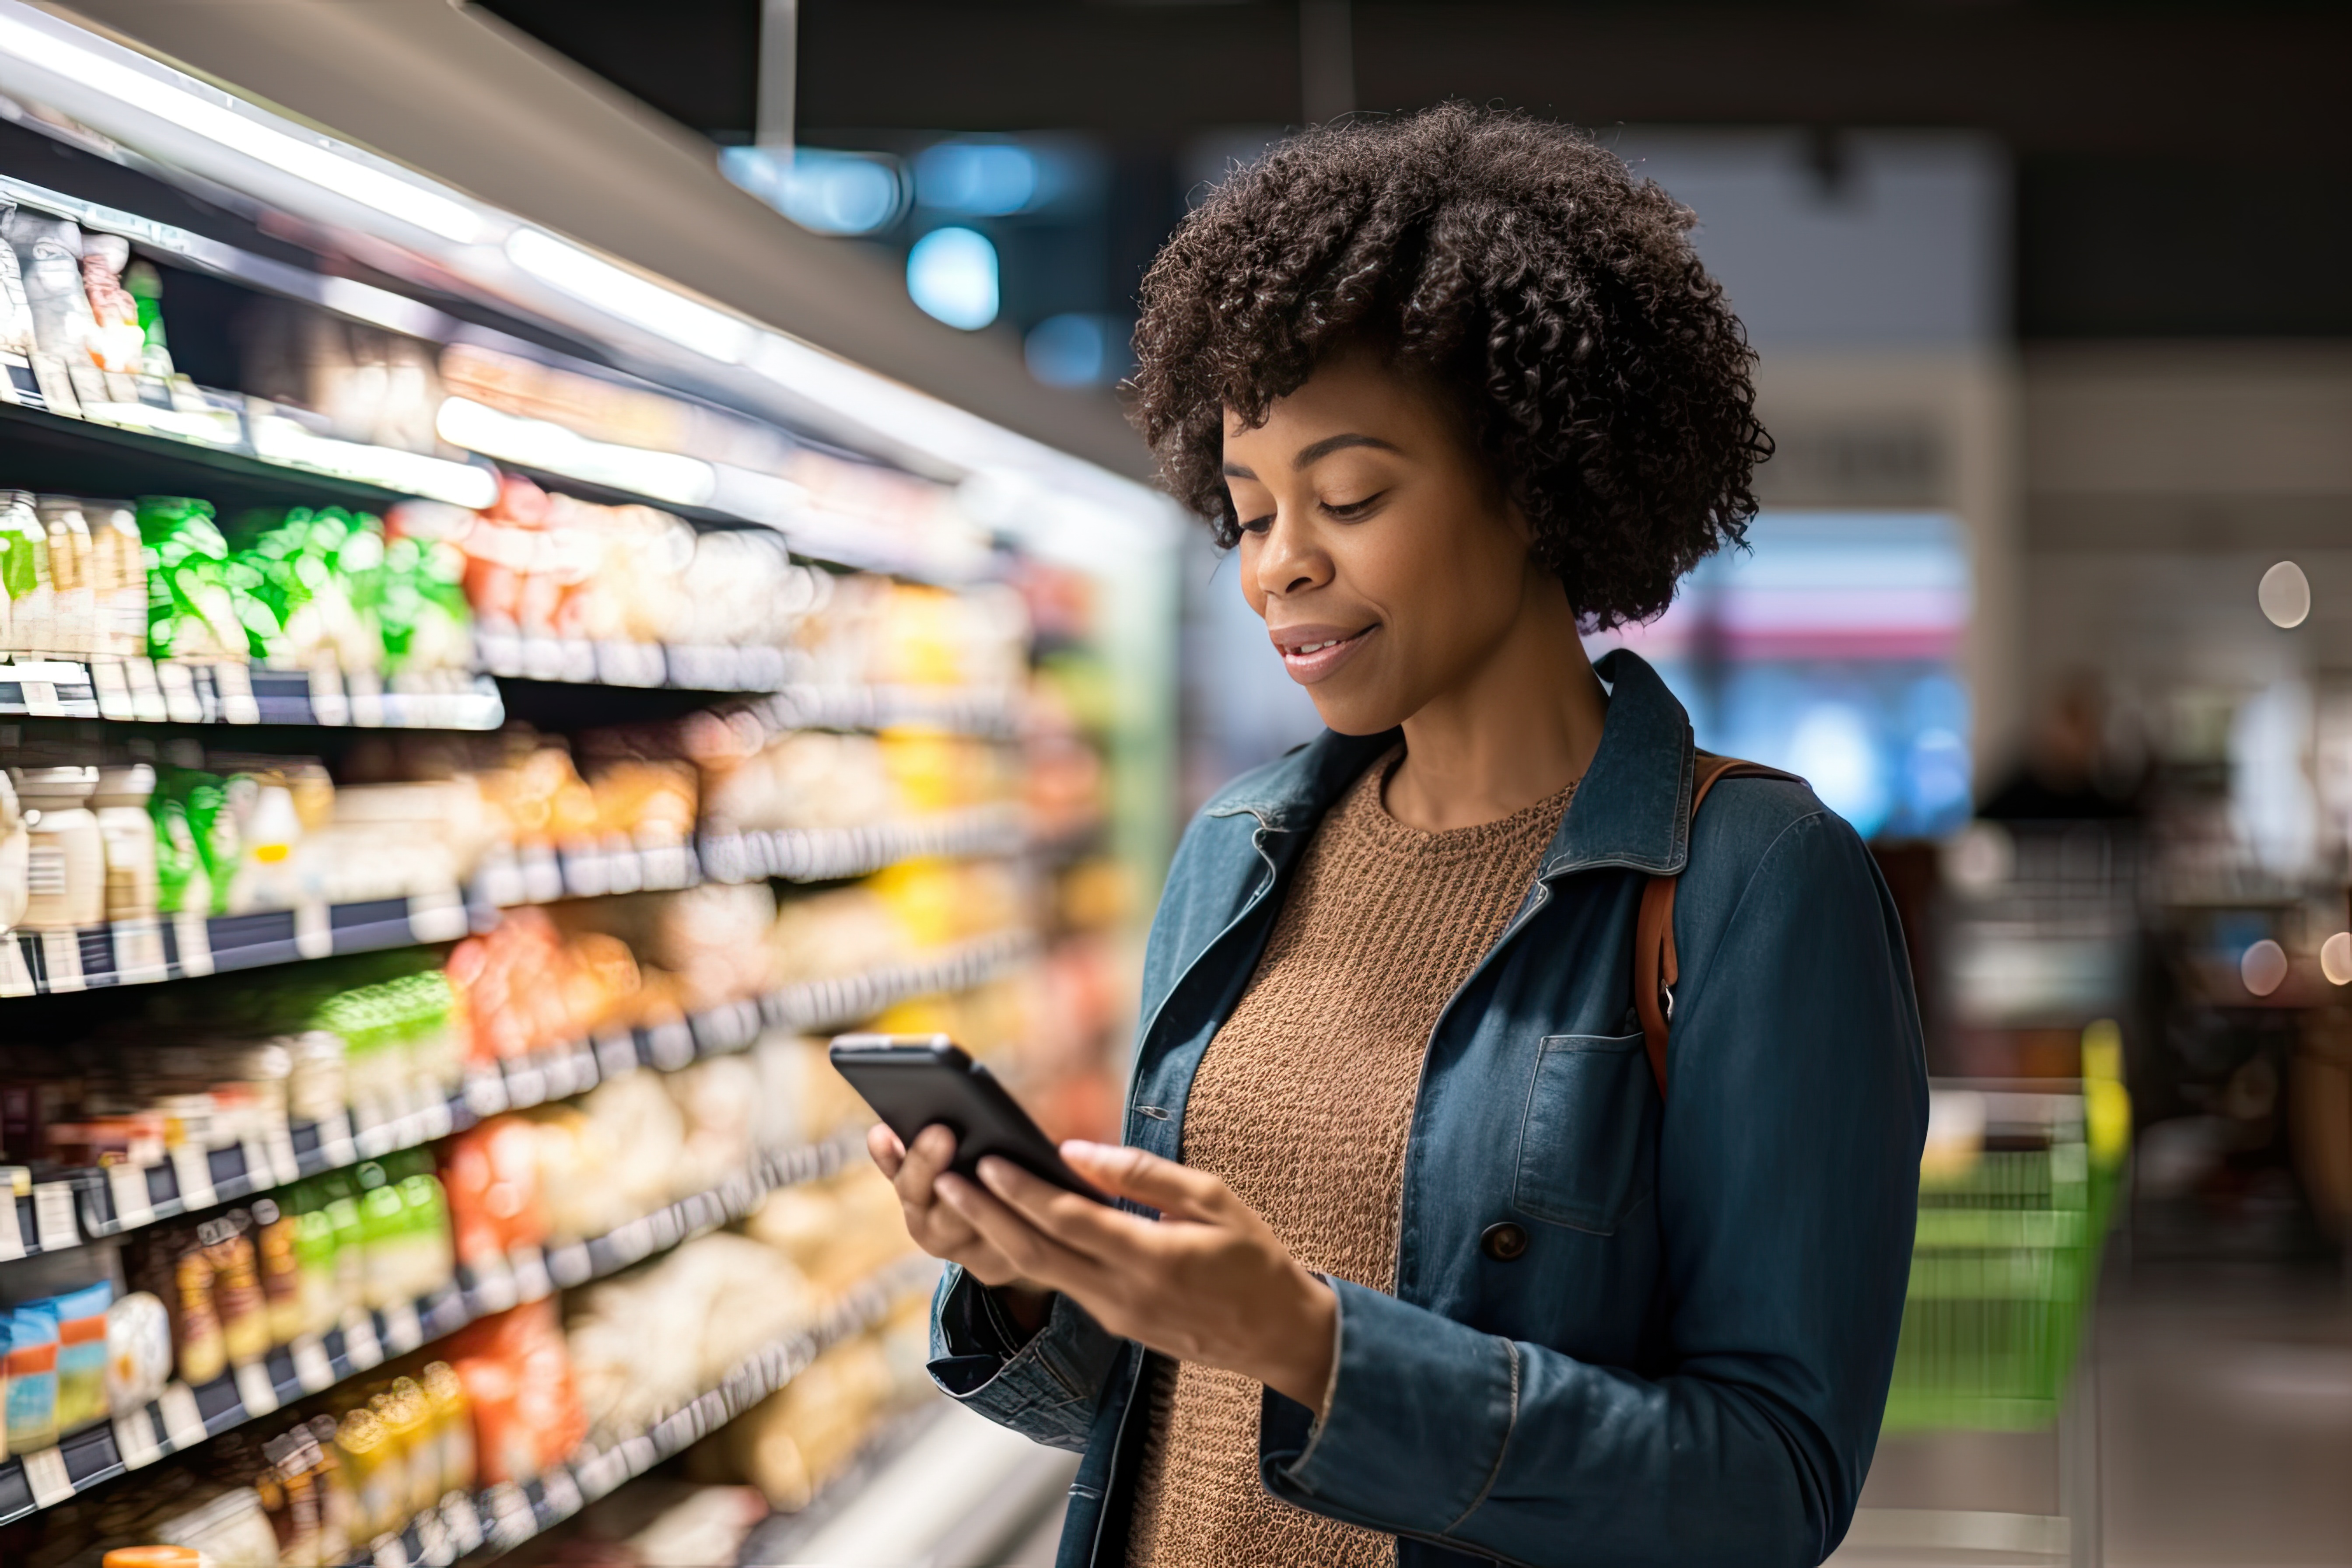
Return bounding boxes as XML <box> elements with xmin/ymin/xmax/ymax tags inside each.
<box><xmin>1292</xmin><ymin>432</ymin><xmax>1399</xmax><ymax>468</ymax></box>
<box><xmin>1222</xmin><ymin>460</ymin><xmax>1259</xmax><ymax>479</ymax></box>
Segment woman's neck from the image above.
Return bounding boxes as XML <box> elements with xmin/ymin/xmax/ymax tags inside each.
<box><xmin>1383</xmin><ymin>575</ymin><xmax>1609</xmax><ymax>832</ymax></box>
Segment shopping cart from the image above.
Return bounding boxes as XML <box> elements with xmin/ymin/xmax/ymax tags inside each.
<box><xmin>1837</xmin><ymin>1024</ymin><xmax>2130</xmax><ymax>1567</ymax></box>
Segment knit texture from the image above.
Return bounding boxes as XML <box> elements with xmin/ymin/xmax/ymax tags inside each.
<box><xmin>1127</xmin><ymin>750</ymin><xmax>1575</xmax><ymax>1568</ymax></box>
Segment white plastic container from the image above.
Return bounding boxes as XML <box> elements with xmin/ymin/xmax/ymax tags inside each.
<box><xmin>11</xmin><ymin>765</ymin><xmax>103</xmax><ymax>928</ymax></box>
<box><xmin>93</xmin><ymin>763</ymin><xmax>159</xmax><ymax>923</ymax></box>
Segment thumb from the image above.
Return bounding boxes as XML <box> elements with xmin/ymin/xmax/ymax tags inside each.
<box><xmin>1062</xmin><ymin>1140</ymin><xmax>1228</xmax><ymax>1222</ymax></box>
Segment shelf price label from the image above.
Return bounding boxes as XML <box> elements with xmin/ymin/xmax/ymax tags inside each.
<box><xmin>30</xmin><ymin>1182</ymin><xmax>77</xmax><ymax>1251</ymax></box>
<box><xmin>233</xmin><ymin>1358</ymin><xmax>278</xmax><ymax>1418</ymax></box>
<box><xmin>21</xmin><ymin>1446</ymin><xmax>73</xmax><ymax>1508</ymax></box>
<box><xmin>170</xmin><ymin>1144</ymin><xmax>217</xmax><ymax>1211</ymax></box>
<box><xmin>158</xmin><ymin>1383</ymin><xmax>206</xmax><ymax>1449</ymax></box>
<box><xmin>113</xmin><ymin>1409</ymin><xmax>163</xmax><ymax>1470</ymax></box>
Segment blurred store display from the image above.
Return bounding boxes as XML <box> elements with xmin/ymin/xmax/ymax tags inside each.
<box><xmin>0</xmin><ymin>7</ymin><xmax>1171</xmax><ymax>1563</ymax></box>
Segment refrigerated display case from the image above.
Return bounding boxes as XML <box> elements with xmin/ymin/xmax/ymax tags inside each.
<box><xmin>0</xmin><ymin>4</ymin><xmax>1179</xmax><ymax>1561</ymax></box>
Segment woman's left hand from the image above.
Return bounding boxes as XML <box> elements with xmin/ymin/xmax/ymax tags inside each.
<box><xmin>936</xmin><ymin>1140</ymin><xmax>1337</xmax><ymax>1412</ymax></box>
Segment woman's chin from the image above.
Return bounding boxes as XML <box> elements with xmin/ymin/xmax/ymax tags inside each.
<box><xmin>1305</xmin><ymin>690</ymin><xmax>1410</xmax><ymax>738</ymax></box>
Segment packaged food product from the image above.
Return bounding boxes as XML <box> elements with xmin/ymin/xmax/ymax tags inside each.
<box><xmin>334</xmin><ymin>1406</ymin><xmax>400</xmax><ymax>1544</ymax></box>
<box><xmin>49</xmin><ymin>1281</ymin><xmax>111</xmax><ymax>1434</ymax></box>
<box><xmin>142</xmin><ymin>1227</ymin><xmax>226</xmax><ymax>1386</ymax></box>
<box><xmin>140</xmin><ymin>497</ymin><xmax>269</xmax><ymax>663</ymax></box>
<box><xmin>37</xmin><ymin>497</ymin><xmax>94</xmax><ymax>657</ymax></box>
<box><xmin>256</xmin><ymin>1424</ymin><xmax>326</xmax><ymax>1567</ymax></box>
<box><xmin>13</xmin><ymin>766</ymin><xmax>105</xmax><ymax>929</ymax></box>
<box><xmin>93</xmin><ymin>764</ymin><xmax>161</xmax><ymax>924</ymax></box>
<box><xmin>420</xmin><ymin>1359</ymin><xmax>474</xmax><ymax>1501</ymax></box>
<box><xmin>151</xmin><ymin>1483</ymin><xmax>280</xmax><ymax>1568</ymax></box>
<box><xmin>308</xmin><ymin>1412</ymin><xmax>354</xmax><ymax>1564</ymax></box>
<box><xmin>370</xmin><ymin>1375</ymin><xmax>439</xmax><ymax>1517</ymax></box>
<box><xmin>102</xmin><ymin>1549</ymin><xmax>202</xmax><ymax>1568</ymax></box>
<box><xmin>199</xmin><ymin>1213</ymin><xmax>270</xmax><ymax>1368</ymax></box>
<box><xmin>104</xmin><ymin>1291</ymin><xmax>172</xmax><ymax>1414</ymax></box>
<box><xmin>1</xmin><ymin>209</ymin><xmax>96</xmax><ymax>363</ymax></box>
<box><xmin>123</xmin><ymin>258</ymin><xmax>175</xmax><ymax>378</ymax></box>
<box><xmin>5</xmin><ymin>1300</ymin><xmax>59</xmax><ymax>1452</ymax></box>
<box><xmin>0</xmin><ymin>490</ymin><xmax>54</xmax><ymax>657</ymax></box>
<box><xmin>246</xmin><ymin>1198</ymin><xmax>304</xmax><ymax>1345</ymax></box>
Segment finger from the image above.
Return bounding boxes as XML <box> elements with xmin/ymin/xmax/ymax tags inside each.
<box><xmin>896</xmin><ymin>1124</ymin><xmax>959</xmax><ymax>1197</ymax></box>
<box><xmin>938</xmin><ymin>1172</ymin><xmax>1120</xmax><ymax>1301</ymax></box>
<box><xmin>868</xmin><ymin>1123</ymin><xmax>905</xmax><ymax>1178</ymax></box>
<box><xmin>975</xmin><ymin>1157</ymin><xmax>1173</xmax><ymax>1258</ymax></box>
<box><xmin>1060</xmin><ymin>1140</ymin><xmax>1232</xmax><ymax>1222</ymax></box>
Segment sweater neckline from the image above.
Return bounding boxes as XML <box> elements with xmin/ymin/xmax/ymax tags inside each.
<box><xmin>1334</xmin><ymin>746</ymin><xmax>1580</xmax><ymax>857</ymax></box>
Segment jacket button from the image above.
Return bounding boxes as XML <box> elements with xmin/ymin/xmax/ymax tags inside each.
<box><xmin>1480</xmin><ymin>1222</ymin><xmax>1529</xmax><ymax>1261</ymax></box>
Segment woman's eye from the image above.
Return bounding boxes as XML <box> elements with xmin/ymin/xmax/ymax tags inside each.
<box><xmin>1239</xmin><ymin>513</ymin><xmax>1275</xmax><ymax>535</ymax></box>
<box><xmin>1322</xmin><ymin>493</ymin><xmax>1383</xmax><ymax>520</ymax></box>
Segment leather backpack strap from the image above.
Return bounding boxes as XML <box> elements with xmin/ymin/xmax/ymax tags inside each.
<box><xmin>1635</xmin><ymin>756</ymin><xmax>1798</xmax><ymax>1096</ymax></box>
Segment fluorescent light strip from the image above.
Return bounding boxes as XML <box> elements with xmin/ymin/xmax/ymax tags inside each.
<box><xmin>0</xmin><ymin>12</ymin><xmax>486</xmax><ymax>243</ymax></box>
<box><xmin>504</xmin><ymin>228</ymin><xmax>756</xmax><ymax>365</ymax></box>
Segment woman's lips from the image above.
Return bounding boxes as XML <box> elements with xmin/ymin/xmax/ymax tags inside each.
<box><xmin>1274</xmin><ymin>624</ymin><xmax>1376</xmax><ymax>684</ymax></box>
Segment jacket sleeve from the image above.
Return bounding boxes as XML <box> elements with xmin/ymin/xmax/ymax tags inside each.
<box><xmin>1257</xmin><ymin>807</ymin><xmax>1928</xmax><ymax>1568</ymax></box>
<box><xmin>926</xmin><ymin>1264</ymin><xmax>1124</xmax><ymax>1452</ymax></box>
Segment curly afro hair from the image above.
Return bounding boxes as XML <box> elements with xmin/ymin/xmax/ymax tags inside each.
<box><xmin>1127</xmin><ymin>103</ymin><xmax>1769</xmax><ymax>631</ymax></box>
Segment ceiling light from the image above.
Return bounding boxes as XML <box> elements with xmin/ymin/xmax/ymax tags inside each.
<box><xmin>0</xmin><ymin>12</ymin><xmax>486</xmax><ymax>243</ymax></box>
<box><xmin>504</xmin><ymin>228</ymin><xmax>756</xmax><ymax>364</ymax></box>
<box><xmin>906</xmin><ymin>227</ymin><xmax>998</xmax><ymax>331</ymax></box>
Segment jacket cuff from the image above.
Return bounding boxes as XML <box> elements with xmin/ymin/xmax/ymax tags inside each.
<box><xmin>926</xmin><ymin>1263</ymin><xmax>1121</xmax><ymax>1452</ymax></box>
<box><xmin>1259</xmin><ymin>1278</ymin><xmax>1522</xmax><ymax>1536</ymax></box>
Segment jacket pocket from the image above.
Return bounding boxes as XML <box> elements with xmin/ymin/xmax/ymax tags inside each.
<box><xmin>1512</xmin><ymin>1032</ymin><xmax>1657</xmax><ymax>1234</ymax></box>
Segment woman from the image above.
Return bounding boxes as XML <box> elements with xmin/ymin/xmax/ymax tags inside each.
<box><xmin>874</xmin><ymin>105</ymin><xmax>1927</xmax><ymax>1568</ymax></box>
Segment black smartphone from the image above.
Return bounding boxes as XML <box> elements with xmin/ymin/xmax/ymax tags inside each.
<box><xmin>829</xmin><ymin>1033</ymin><xmax>1111</xmax><ymax>1204</ymax></box>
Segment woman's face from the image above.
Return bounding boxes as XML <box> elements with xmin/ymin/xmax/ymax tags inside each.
<box><xmin>1224</xmin><ymin>348</ymin><xmax>1541</xmax><ymax>736</ymax></box>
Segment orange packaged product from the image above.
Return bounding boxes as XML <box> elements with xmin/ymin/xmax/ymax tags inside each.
<box><xmin>438</xmin><ymin>1116</ymin><xmax>547</xmax><ymax>1267</ymax></box>
<box><xmin>448</xmin><ymin>1301</ymin><xmax>584</xmax><ymax>1486</ymax></box>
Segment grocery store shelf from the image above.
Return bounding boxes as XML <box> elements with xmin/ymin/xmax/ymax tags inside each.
<box><xmin>696</xmin><ymin>805</ymin><xmax>1026</xmax><ymax>885</ymax></box>
<box><xmin>472</xmin><ymin>631</ymin><xmax>788</xmax><ymax>695</ymax></box>
<box><xmin>2</xmin><ymin>892</ymin><xmax>472</xmax><ymax>1000</ymax></box>
<box><xmin>753</xmin><ymin>683</ymin><xmax>1023</xmax><ymax>739</ymax></box>
<box><xmin>0</xmin><ymin>1131</ymin><xmax>874</xmax><ymax>1528</ymax></box>
<box><xmin>5</xmin><ymin>929</ymin><xmax>1037</xmax><ymax>1256</ymax></box>
<box><xmin>0</xmin><ymin>381</ymin><xmax>495</xmax><ymax>512</ymax></box>
<box><xmin>358</xmin><ymin>1255</ymin><xmax>942</xmax><ymax>1568</ymax></box>
<box><xmin>0</xmin><ymin>658</ymin><xmax>505</xmax><ymax>728</ymax></box>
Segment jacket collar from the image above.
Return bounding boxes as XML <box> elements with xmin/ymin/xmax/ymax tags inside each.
<box><xmin>1202</xmin><ymin>647</ymin><xmax>1697</xmax><ymax>877</ymax></box>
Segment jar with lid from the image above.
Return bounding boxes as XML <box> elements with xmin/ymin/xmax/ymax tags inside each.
<box><xmin>11</xmin><ymin>765</ymin><xmax>103</xmax><ymax>928</ymax></box>
<box><xmin>92</xmin><ymin>763</ymin><xmax>159</xmax><ymax>923</ymax></box>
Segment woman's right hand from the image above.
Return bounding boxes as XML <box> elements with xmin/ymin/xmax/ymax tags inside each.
<box><xmin>870</xmin><ymin>1123</ymin><xmax>1054</xmax><ymax>1330</ymax></box>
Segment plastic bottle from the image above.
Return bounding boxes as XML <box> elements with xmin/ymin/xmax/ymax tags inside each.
<box><xmin>35</xmin><ymin>498</ymin><xmax>91</xmax><ymax>658</ymax></box>
<box><xmin>0</xmin><ymin>490</ymin><xmax>52</xmax><ymax>656</ymax></box>
<box><xmin>92</xmin><ymin>763</ymin><xmax>159</xmax><ymax>924</ymax></box>
<box><xmin>85</xmin><ymin>501</ymin><xmax>146</xmax><ymax>659</ymax></box>
<box><xmin>11</xmin><ymin>766</ymin><xmax>104</xmax><ymax>929</ymax></box>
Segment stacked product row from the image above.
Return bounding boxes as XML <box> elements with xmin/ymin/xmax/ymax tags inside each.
<box><xmin>1</xmin><ymin>860</ymin><xmax>1034</xmax><ymax>1244</ymax></box>
<box><xmin>0</xmin><ymin>706</ymin><xmax>1048</xmax><ymax>956</ymax></box>
<box><xmin>7</xmin><ymin>1170</ymin><xmax>923</xmax><ymax>1568</ymax></box>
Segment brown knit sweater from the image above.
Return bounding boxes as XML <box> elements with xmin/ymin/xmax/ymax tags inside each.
<box><xmin>1126</xmin><ymin>750</ymin><xmax>1575</xmax><ymax>1568</ymax></box>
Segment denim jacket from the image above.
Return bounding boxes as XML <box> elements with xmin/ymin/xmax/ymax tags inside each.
<box><xmin>928</xmin><ymin>650</ymin><xmax>1928</xmax><ymax>1568</ymax></box>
